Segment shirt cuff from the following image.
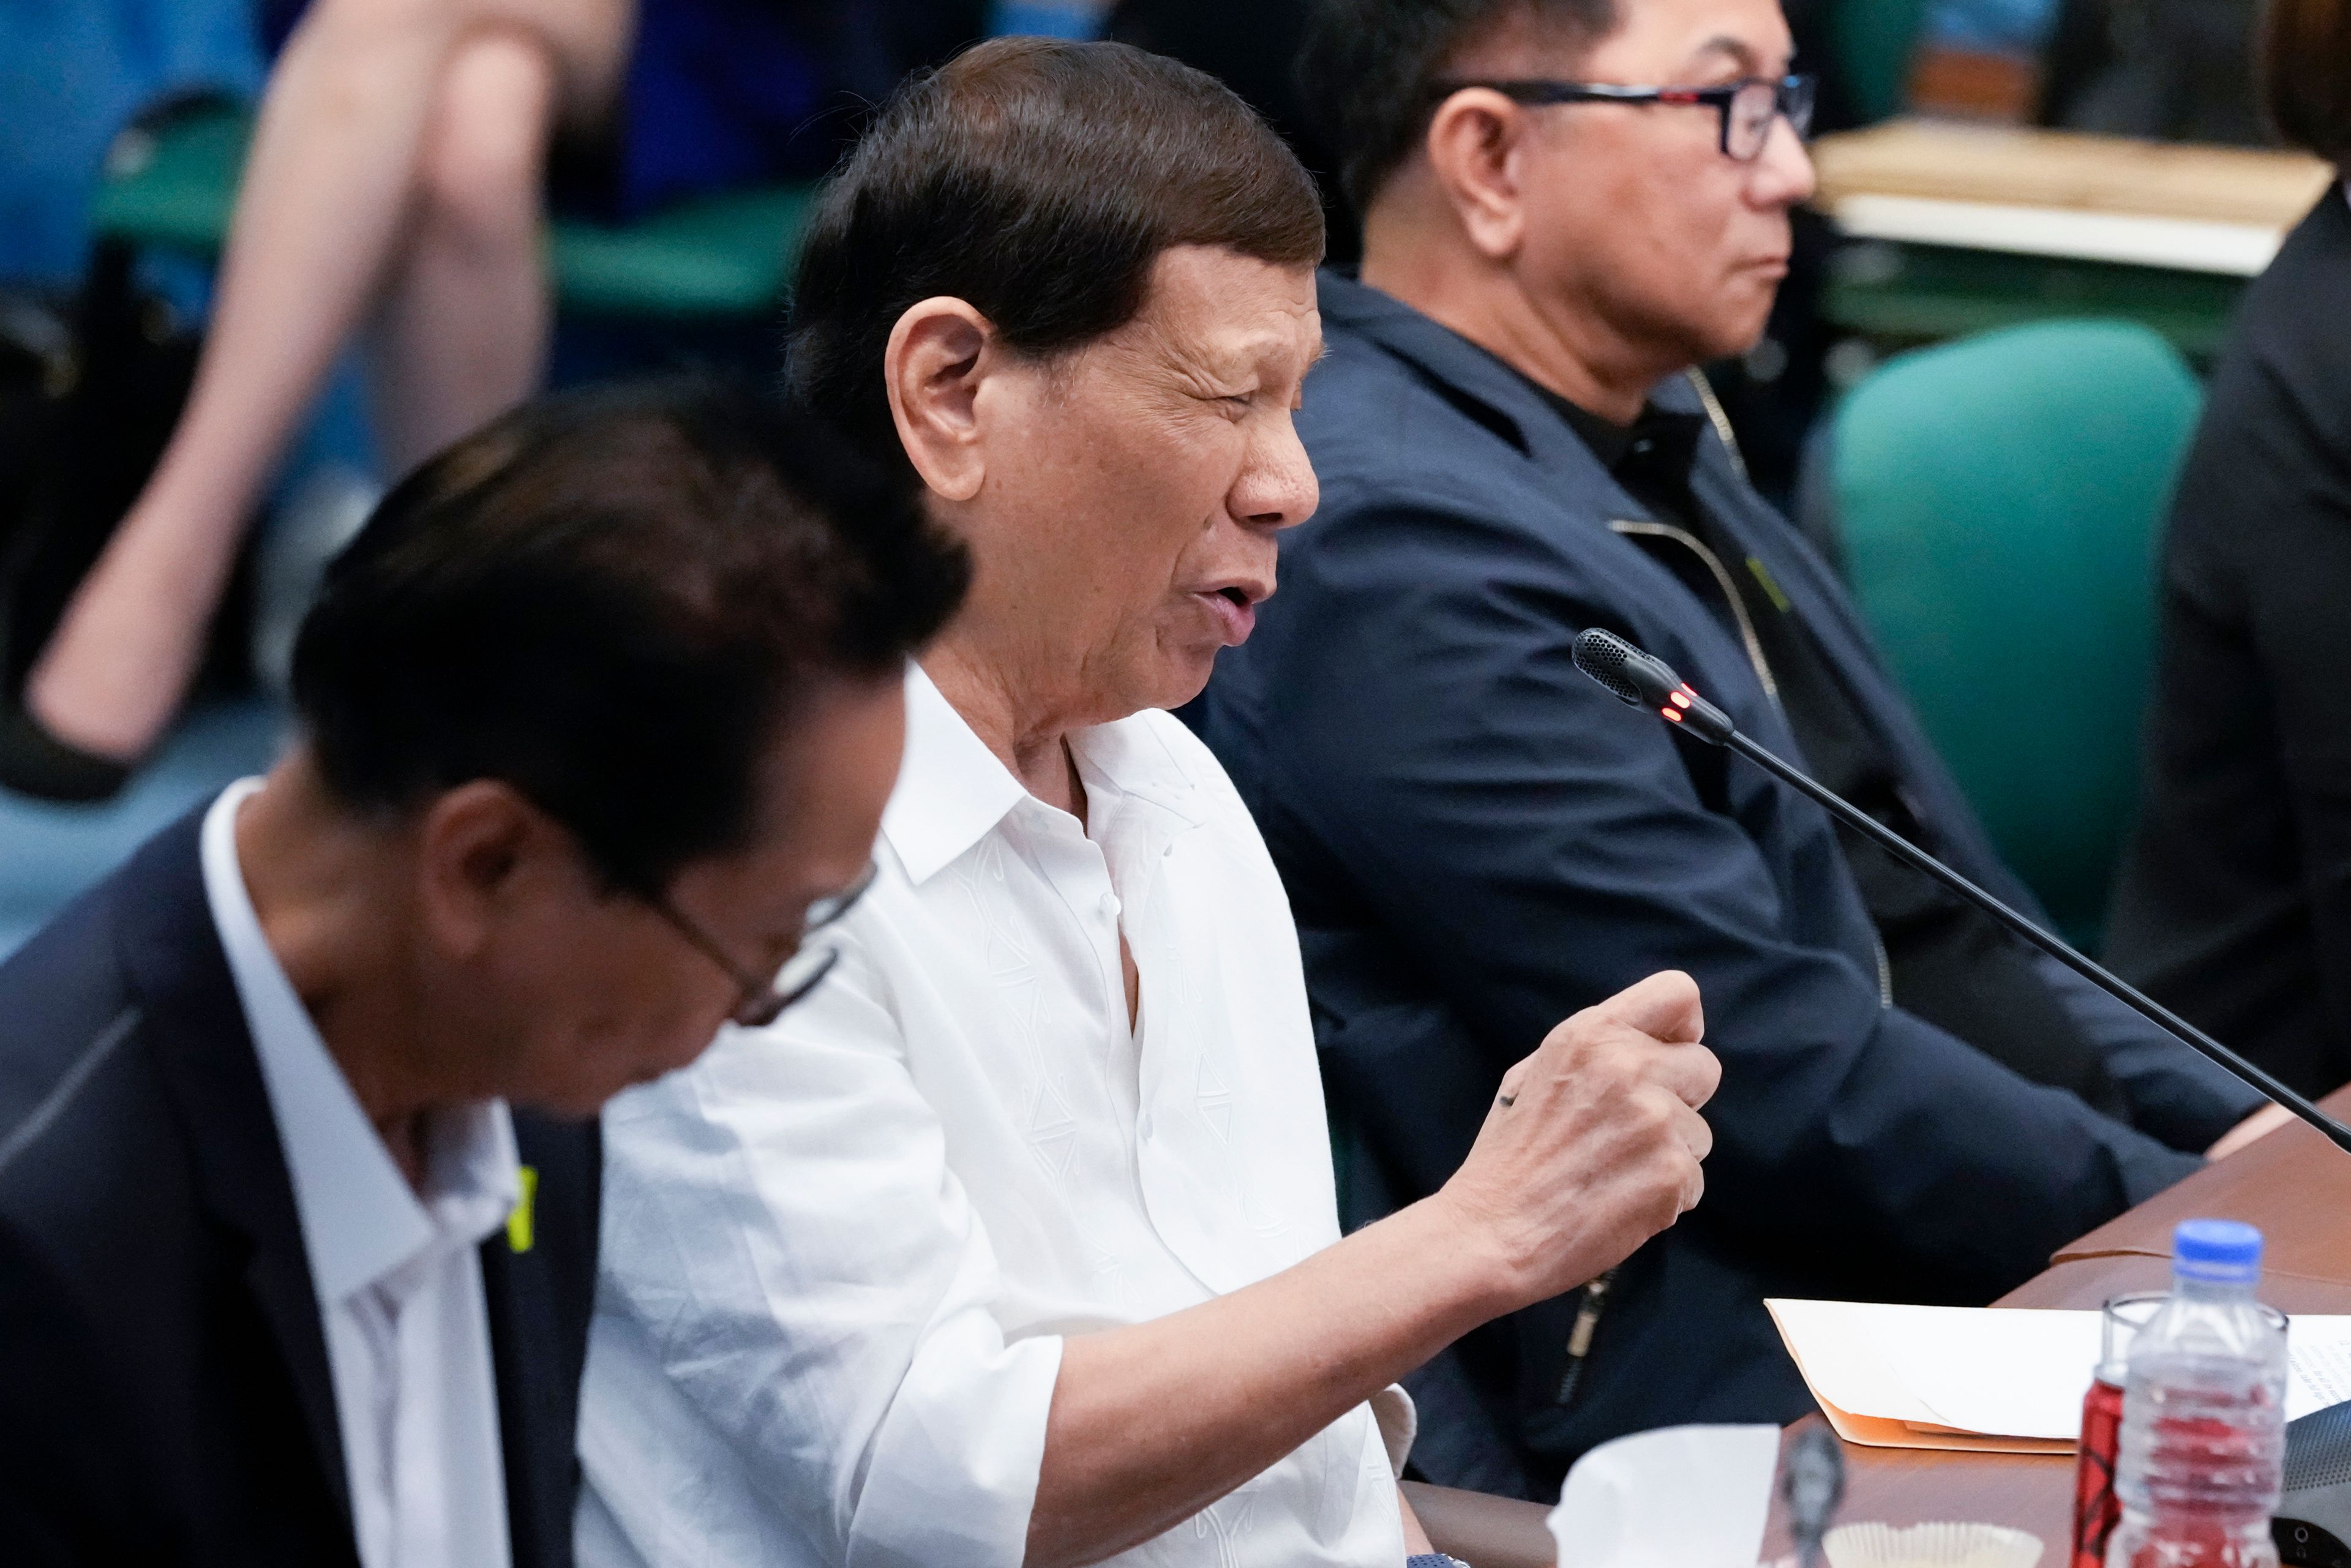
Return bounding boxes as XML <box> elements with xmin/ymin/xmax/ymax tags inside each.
<box><xmin>1371</xmin><ymin>1382</ymin><xmax>1418</xmax><ymax>1477</ymax></box>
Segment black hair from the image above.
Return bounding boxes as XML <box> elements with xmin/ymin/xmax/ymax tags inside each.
<box><xmin>1297</xmin><ymin>0</ymin><xmax>1619</xmax><ymax>214</ymax></box>
<box><xmin>785</xmin><ymin>36</ymin><xmax>1325</xmax><ymax>471</ymax></box>
<box><xmin>290</xmin><ymin>378</ymin><xmax>968</xmax><ymax>897</ymax></box>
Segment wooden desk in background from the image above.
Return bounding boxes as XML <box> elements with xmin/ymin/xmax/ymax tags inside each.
<box><xmin>1812</xmin><ymin>121</ymin><xmax>2334</xmax><ymax>276</ymax></box>
<box><xmin>1803</xmin><ymin>121</ymin><xmax>2338</xmax><ymax>358</ymax></box>
<box><xmin>1412</xmin><ymin>1083</ymin><xmax>2351</xmax><ymax>1568</ymax></box>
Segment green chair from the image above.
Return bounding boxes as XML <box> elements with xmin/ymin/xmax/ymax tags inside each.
<box><xmin>1825</xmin><ymin>319</ymin><xmax>2204</xmax><ymax>944</ymax></box>
<box><xmin>93</xmin><ymin>102</ymin><xmax>816</xmax><ymax>318</ymax></box>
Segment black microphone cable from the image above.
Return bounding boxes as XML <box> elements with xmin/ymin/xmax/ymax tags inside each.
<box><xmin>1570</xmin><ymin>626</ymin><xmax>2351</xmax><ymax>1156</ymax></box>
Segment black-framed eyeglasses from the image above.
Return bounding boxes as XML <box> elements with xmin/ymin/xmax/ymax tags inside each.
<box><xmin>650</xmin><ymin>861</ymin><xmax>877</xmax><ymax>1028</ymax></box>
<box><xmin>1431</xmin><ymin>73</ymin><xmax>1817</xmax><ymax>162</ymax></box>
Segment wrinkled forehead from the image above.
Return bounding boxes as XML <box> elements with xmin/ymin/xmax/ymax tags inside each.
<box><xmin>1106</xmin><ymin>245</ymin><xmax>1323</xmax><ymax>383</ymax></box>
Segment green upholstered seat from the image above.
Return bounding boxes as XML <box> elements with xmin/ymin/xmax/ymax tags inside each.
<box><xmin>89</xmin><ymin>105</ymin><xmax>256</xmax><ymax>255</ymax></box>
<box><xmin>1826</xmin><ymin>320</ymin><xmax>2204</xmax><ymax>943</ymax></box>
<box><xmin>553</xmin><ymin>184</ymin><xmax>814</xmax><ymax>317</ymax></box>
<box><xmin>92</xmin><ymin>103</ymin><xmax>813</xmax><ymax>318</ymax></box>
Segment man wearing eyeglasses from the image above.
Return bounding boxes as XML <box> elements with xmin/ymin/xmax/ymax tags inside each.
<box><xmin>0</xmin><ymin>381</ymin><xmax>964</xmax><ymax>1566</ymax></box>
<box><xmin>1196</xmin><ymin>0</ymin><xmax>2281</xmax><ymax>1491</ymax></box>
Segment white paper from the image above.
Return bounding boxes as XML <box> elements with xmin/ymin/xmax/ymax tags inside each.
<box><xmin>2286</xmin><ymin>1318</ymin><xmax>2351</xmax><ymax>1414</ymax></box>
<box><xmin>1865</xmin><ymin>1305</ymin><xmax>2101</xmax><ymax>1439</ymax></box>
<box><xmin>1765</xmin><ymin>1299</ymin><xmax>1948</xmax><ymax>1427</ymax></box>
<box><xmin>1545</xmin><ymin>1424</ymin><xmax>1781</xmax><ymax>1568</ymax></box>
<box><xmin>1769</xmin><ymin>1300</ymin><xmax>2351</xmax><ymax>1441</ymax></box>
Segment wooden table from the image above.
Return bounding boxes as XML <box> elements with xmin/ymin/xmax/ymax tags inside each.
<box><xmin>1801</xmin><ymin>119</ymin><xmax>2340</xmax><ymax>359</ymax></box>
<box><xmin>1414</xmin><ymin>1085</ymin><xmax>2351</xmax><ymax>1567</ymax></box>
<box><xmin>1765</xmin><ymin>1085</ymin><xmax>2351</xmax><ymax>1556</ymax></box>
<box><xmin>1811</xmin><ymin>121</ymin><xmax>2334</xmax><ymax>276</ymax></box>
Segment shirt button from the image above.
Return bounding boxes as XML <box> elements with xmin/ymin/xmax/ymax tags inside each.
<box><xmin>1139</xmin><ymin>1113</ymin><xmax>1155</xmax><ymax>1139</ymax></box>
<box><xmin>1098</xmin><ymin>892</ymin><xmax>1120</xmax><ymax>917</ymax></box>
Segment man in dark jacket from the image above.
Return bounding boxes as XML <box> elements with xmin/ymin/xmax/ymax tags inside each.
<box><xmin>0</xmin><ymin>381</ymin><xmax>964</xmax><ymax>1564</ymax></box>
<box><xmin>1197</xmin><ymin>0</ymin><xmax>2276</xmax><ymax>1495</ymax></box>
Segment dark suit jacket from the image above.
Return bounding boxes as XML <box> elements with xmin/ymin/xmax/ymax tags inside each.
<box><xmin>2110</xmin><ymin>192</ymin><xmax>2351</xmax><ymax>1100</ymax></box>
<box><xmin>0</xmin><ymin>806</ymin><xmax>601</xmax><ymax>1566</ymax></box>
<box><xmin>1197</xmin><ymin>273</ymin><xmax>2258</xmax><ymax>1493</ymax></box>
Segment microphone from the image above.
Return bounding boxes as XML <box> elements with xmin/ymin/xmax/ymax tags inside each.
<box><xmin>1571</xmin><ymin>627</ymin><xmax>2351</xmax><ymax>1156</ymax></box>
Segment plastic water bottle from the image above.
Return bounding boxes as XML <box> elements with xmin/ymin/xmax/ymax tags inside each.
<box><xmin>2107</xmin><ymin>1219</ymin><xmax>2289</xmax><ymax>1568</ymax></box>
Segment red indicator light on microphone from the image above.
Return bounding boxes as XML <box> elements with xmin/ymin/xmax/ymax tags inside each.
<box><xmin>1670</xmin><ymin>690</ymin><xmax>1693</xmax><ymax>710</ymax></box>
<box><xmin>1661</xmin><ymin>707</ymin><xmax>1684</xmax><ymax>723</ymax></box>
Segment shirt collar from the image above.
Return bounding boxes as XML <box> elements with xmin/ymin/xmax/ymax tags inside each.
<box><xmin>200</xmin><ymin>781</ymin><xmax>520</xmax><ymax>1304</ymax></box>
<box><xmin>1068</xmin><ymin>714</ymin><xmax>1207</xmax><ymax>833</ymax></box>
<box><xmin>1537</xmin><ymin>385</ymin><xmax>1638</xmax><ymax>468</ymax></box>
<box><xmin>1317</xmin><ymin>271</ymin><xmax>1560</xmax><ymax>460</ymax></box>
<box><xmin>882</xmin><ymin>664</ymin><xmax>1207</xmax><ymax>885</ymax></box>
<box><xmin>1318</xmin><ymin>270</ymin><xmax>1714</xmax><ymax>487</ymax></box>
<box><xmin>1510</xmin><ymin>366</ymin><xmax>1709</xmax><ymax>497</ymax></box>
<box><xmin>882</xmin><ymin>664</ymin><xmax>1030</xmax><ymax>885</ymax></box>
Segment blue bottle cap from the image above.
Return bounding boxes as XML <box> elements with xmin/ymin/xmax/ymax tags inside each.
<box><xmin>2173</xmin><ymin>1218</ymin><xmax>2264</xmax><ymax>1283</ymax></box>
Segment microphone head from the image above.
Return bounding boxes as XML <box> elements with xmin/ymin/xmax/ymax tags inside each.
<box><xmin>1574</xmin><ymin>628</ymin><xmax>1738</xmax><ymax>745</ymax></box>
<box><xmin>1782</xmin><ymin>1425</ymin><xmax>1847</xmax><ymax>1565</ymax></box>
<box><xmin>1573</xmin><ymin>628</ymin><xmax>1679</xmax><ymax>708</ymax></box>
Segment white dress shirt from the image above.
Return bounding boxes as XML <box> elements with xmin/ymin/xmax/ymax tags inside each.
<box><xmin>579</xmin><ymin>667</ymin><xmax>1413</xmax><ymax>1568</ymax></box>
<box><xmin>201</xmin><ymin>781</ymin><xmax>522</xmax><ymax>1568</ymax></box>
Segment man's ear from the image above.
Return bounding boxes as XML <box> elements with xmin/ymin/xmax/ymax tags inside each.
<box><xmin>1423</xmin><ymin>89</ymin><xmax>1534</xmax><ymax>262</ymax></box>
<box><xmin>413</xmin><ymin>780</ymin><xmax>572</xmax><ymax>959</ymax></box>
<box><xmin>884</xmin><ymin>298</ymin><xmax>996</xmax><ymax>503</ymax></box>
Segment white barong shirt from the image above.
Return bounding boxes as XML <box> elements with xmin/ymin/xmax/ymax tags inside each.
<box><xmin>578</xmin><ymin>666</ymin><xmax>1412</xmax><ymax>1568</ymax></box>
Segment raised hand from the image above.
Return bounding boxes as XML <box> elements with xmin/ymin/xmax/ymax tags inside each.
<box><xmin>1436</xmin><ymin>969</ymin><xmax>1720</xmax><ymax>1307</ymax></box>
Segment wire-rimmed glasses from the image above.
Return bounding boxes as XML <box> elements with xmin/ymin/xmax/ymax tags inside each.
<box><xmin>651</xmin><ymin>861</ymin><xmax>877</xmax><ymax>1028</ymax></box>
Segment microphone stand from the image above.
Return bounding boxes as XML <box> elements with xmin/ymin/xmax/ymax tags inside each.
<box><xmin>1722</xmin><ymin>727</ymin><xmax>2351</xmax><ymax>1155</ymax></box>
<box><xmin>1572</xmin><ymin>627</ymin><xmax>2351</xmax><ymax>1155</ymax></box>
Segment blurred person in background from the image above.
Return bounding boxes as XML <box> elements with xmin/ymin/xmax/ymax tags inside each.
<box><xmin>4</xmin><ymin>0</ymin><xmax>980</xmax><ymax>798</ymax></box>
<box><xmin>1197</xmin><ymin>0</ymin><xmax>2286</xmax><ymax>1496</ymax></box>
<box><xmin>2108</xmin><ymin>0</ymin><xmax>2351</xmax><ymax>1100</ymax></box>
<box><xmin>1103</xmin><ymin>0</ymin><xmax>1359</xmax><ymax>262</ymax></box>
<box><xmin>0</xmin><ymin>380</ymin><xmax>967</xmax><ymax>1564</ymax></box>
<box><xmin>579</xmin><ymin>39</ymin><xmax>1722</xmax><ymax>1568</ymax></box>
<box><xmin>2040</xmin><ymin>0</ymin><xmax>2265</xmax><ymax>144</ymax></box>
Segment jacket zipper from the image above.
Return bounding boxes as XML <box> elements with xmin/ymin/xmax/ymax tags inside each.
<box><xmin>1684</xmin><ymin>369</ymin><xmax>1750</xmax><ymax>486</ymax></box>
<box><xmin>1605</xmin><ymin>519</ymin><xmax>1893</xmax><ymax>1009</ymax></box>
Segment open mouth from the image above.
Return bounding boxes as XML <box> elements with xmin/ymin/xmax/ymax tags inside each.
<box><xmin>1193</xmin><ymin>585</ymin><xmax>1260</xmax><ymax>644</ymax></box>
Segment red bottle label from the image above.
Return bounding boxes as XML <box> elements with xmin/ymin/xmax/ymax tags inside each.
<box><xmin>2075</xmin><ymin>1374</ymin><xmax>2126</xmax><ymax>1568</ymax></box>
